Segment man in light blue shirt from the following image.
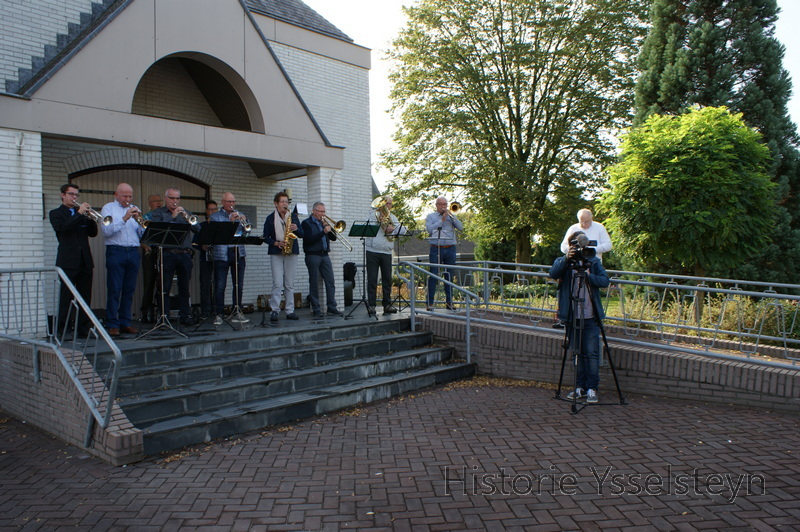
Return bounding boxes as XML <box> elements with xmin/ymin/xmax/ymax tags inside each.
<box><xmin>425</xmin><ymin>196</ymin><xmax>463</xmax><ymax>311</ymax></box>
<box><xmin>100</xmin><ymin>183</ymin><xmax>144</xmax><ymax>336</ymax></box>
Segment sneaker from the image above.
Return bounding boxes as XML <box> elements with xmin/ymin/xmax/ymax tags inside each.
<box><xmin>270</xmin><ymin>311</ymin><xmax>279</xmax><ymax>323</ymax></box>
<box><xmin>286</xmin><ymin>312</ymin><xmax>299</xmax><ymax>320</ymax></box>
<box><xmin>213</xmin><ymin>315</ymin><xmax>223</xmax><ymax>326</ymax></box>
<box><xmin>230</xmin><ymin>312</ymin><xmax>250</xmax><ymax>324</ymax></box>
<box><xmin>566</xmin><ymin>388</ymin><xmax>584</xmax><ymax>400</ymax></box>
<box><xmin>587</xmin><ymin>389</ymin><xmax>598</xmax><ymax>403</ymax></box>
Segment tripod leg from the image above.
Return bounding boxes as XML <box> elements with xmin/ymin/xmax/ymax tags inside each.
<box><xmin>588</xmin><ymin>283</ymin><xmax>626</xmax><ymax>405</ymax></box>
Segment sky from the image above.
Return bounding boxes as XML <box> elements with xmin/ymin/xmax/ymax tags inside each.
<box><xmin>301</xmin><ymin>0</ymin><xmax>800</xmax><ymax>192</ymax></box>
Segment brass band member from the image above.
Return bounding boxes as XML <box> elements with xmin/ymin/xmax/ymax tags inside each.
<box><xmin>150</xmin><ymin>187</ymin><xmax>200</xmax><ymax>326</ymax></box>
<box><xmin>425</xmin><ymin>196</ymin><xmax>463</xmax><ymax>311</ymax></box>
<box><xmin>100</xmin><ymin>183</ymin><xmax>144</xmax><ymax>336</ymax></box>
<box><xmin>365</xmin><ymin>196</ymin><xmax>399</xmax><ymax>315</ymax></box>
<box><xmin>211</xmin><ymin>192</ymin><xmax>249</xmax><ymax>325</ymax></box>
<box><xmin>263</xmin><ymin>191</ymin><xmax>303</xmax><ymax>322</ymax></box>
<box><xmin>301</xmin><ymin>202</ymin><xmax>342</xmax><ymax>318</ymax></box>
<box><xmin>49</xmin><ymin>183</ymin><xmax>97</xmax><ymax>335</ymax></box>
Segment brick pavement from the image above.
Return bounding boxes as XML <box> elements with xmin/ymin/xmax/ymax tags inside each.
<box><xmin>1</xmin><ymin>378</ymin><xmax>798</xmax><ymax>531</ymax></box>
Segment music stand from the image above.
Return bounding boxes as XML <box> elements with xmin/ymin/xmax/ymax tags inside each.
<box><xmin>346</xmin><ymin>221</ymin><xmax>380</xmax><ymax>320</ymax></box>
<box><xmin>136</xmin><ymin>222</ymin><xmax>192</xmax><ymax>340</ymax></box>
<box><xmin>222</xmin><ymin>234</ymin><xmax>264</xmax><ymax>330</ymax></box>
<box><xmin>392</xmin><ymin>226</ymin><xmax>411</xmax><ymax>311</ymax></box>
<box><xmin>193</xmin><ymin>222</ymin><xmax>238</xmax><ymax>330</ymax></box>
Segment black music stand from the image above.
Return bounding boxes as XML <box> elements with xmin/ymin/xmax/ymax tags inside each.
<box><xmin>346</xmin><ymin>221</ymin><xmax>380</xmax><ymax>320</ymax></box>
<box><xmin>192</xmin><ymin>222</ymin><xmax>238</xmax><ymax>330</ymax></box>
<box><xmin>221</xmin><ymin>234</ymin><xmax>264</xmax><ymax>330</ymax></box>
<box><xmin>136</xmin><ymin>222</ymin><xmax>192</xmax><ymax>340</ymax></box>
<box><xmin>392</xmin><ymin>226</ymin><xmax>411</xmax><ymax>311</ymax></box>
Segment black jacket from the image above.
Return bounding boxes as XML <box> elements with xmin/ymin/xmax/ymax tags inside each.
<box><xmin>49</xmin><ymin>204</ymin><xmax>97</xmax><ymax>270</ymax></box>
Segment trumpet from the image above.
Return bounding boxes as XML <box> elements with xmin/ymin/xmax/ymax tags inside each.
<box><xmin>232</xmin><ymin>211</ymin><xmax>252</xmax><ymax>233</ymax></box>
<box><xmin>322</xmin><ymin>214</ymin><xmax>354</xmax><ymax>252</ymax></box>
<box><xmin>73</xmin><ymin>200</ymin><xmax>112</xmax><ymax>226</ymax></box>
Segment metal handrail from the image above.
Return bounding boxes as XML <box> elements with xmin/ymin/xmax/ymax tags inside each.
<box><xmin>0</xmin><ymin>268</ymin><xmax>122</xmax><ymax>432</ymax></box>
<box><xmin>400</xmin><ymin>261</ymin><xmax>800</xmax><ymax>366</ymax></box>
<box><xmin>398</xmin><ymin>262</ymin><xmax>479</xmax><ymax>362</ymax></box>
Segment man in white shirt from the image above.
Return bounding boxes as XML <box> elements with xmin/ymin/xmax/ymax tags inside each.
<box><xmin>560</xmin><ymin>209</ymin><xmax>612</xmax><ymax>261</ymax></box>
<box><xmin>100</xmin><ymin>183</ymin><xmax>144</xmax><ymax>336</ymax></box>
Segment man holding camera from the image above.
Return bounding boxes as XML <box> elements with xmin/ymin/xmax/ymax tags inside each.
<box><xmin>549</xmin><ymin>231</ymin><xmax>610</xmax><ymax>404</ymax></box>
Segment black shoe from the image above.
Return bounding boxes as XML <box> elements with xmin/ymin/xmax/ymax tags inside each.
<box><xmin>446</xmin><ymin>303</ymin><xmax>455</xmax><ymax>311</ymax></box>
<box><xmin>286</xmin><ymin>312</ymin><xmax>299</xmax><ymax>320</ymax></box>
<box><xmin>552</xmin><ymin>320</ymin><xmax>564</xmax><ymax>329</ymax></box>
<box><xmin>180</xmin><ymin>317</ymin><xmax>195</xmax><ymax>326</ymax></box>
<box><xmin>383</xmin><ymin>306</ymin><xmax>398</xmax><ymax>314</ymax></box>
<box><xmin>313</xmin><ymin>311</ymin><xmax>324</xmax><ymax>318</ymax></box>
<box><xmin>327</xmin><ymin>308</ymin><xmax>343</xmax><ymax>316</ymax></box>
<box><xmin>270</xmin><ymin>311</ymin><xmax>279</xmax><ymax>323</ymax></box>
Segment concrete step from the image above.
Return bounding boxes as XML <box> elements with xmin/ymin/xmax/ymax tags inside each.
<box><xmin>106</xmin><ymin>318</ymin><xmax>411</xmax><ymax>370</ymax></box>
<box><xmin>142</xmin><ymin>361</ymin><xmax>476</xmax><ymax>455</ymax></box>
<box><xmin>120</xmin><ymin>345</ymin><xmax>451</xmax><ymax>425</ymax></box>
<box><xmin>116</xmin><ymin>330</ymin><xmax>432</xmax><ymax>395</ymax></box>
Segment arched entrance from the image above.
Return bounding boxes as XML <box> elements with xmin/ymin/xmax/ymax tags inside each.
<box><xmin>71</xmin><ymin>166</ymin><xmax>208</xmax><ymax>318</ymax></box>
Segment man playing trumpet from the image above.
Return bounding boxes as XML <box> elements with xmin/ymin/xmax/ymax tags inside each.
<box><xmin>49</xmin><ymin>183</ymin><xmax>97</xmax><ymax>336</ymax></box>
<box><xmin>301</xmin><ymin>201</ymin><xmax>342</xmax><ymax>318</ymax></box>
<box><xmin>100</xmin><ymin>183</ymin><xmax>144</xmax><ymax>335</ymax></box>
<box><xmin>211</xmin><ymin>192</ymin><xmax>249</xmax><ymax>325</ymax></box>
<box><xmin>263</xmin><ymin>191</ymin><xmax>303</xmax><ymax>322</ymax></box>
<box><xmin>150</xmin><ymin>187</ymin><xmax>200</xmax><ymax>326</ymax></box>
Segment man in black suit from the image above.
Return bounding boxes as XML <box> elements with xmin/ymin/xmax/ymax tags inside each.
<box><xmin>49</xmin><ymin>183</ymin><xmax>97</xmax><ymax>335</ymax></box>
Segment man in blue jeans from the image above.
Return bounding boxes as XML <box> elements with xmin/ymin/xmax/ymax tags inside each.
<box><xmin>425</xmin><ymin>196</ymin><xmax>463</xmax><ymax>310</ymax></box>
<box><xmin>100</xmin><ymin>183</ymin><xmax>144</xmax><ymax>336</ymax></box>
<box><xmin>549</xmin><ymin>231</ymin><xmax>609</xmax><ymax>403</ymax></box>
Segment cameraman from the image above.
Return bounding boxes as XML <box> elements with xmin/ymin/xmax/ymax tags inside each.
<box><xmin>549</xmin><ymin>231</ymin><xmax>610</xmax><ymax>403</ymax></box>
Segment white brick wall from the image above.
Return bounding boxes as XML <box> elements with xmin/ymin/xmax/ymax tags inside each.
<box><xmin>0</xmin><ymin>129</ymin><xmax>45</xmax><ymax>270</ymax></box>
<box><xmin>0</xmin><ymin>0</ymin><xmax>94</xmax><ymax>87</ymax></box>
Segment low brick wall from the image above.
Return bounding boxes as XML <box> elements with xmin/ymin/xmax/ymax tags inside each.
<box><xmin>420</xmin><ymin>316</ymin><xmax>800</xmax><ymax>414</ymax></box>
<box><xmin>0</xmin><ymin>341</ymin><xmax>143</xmax><ymax>465</ymax></box>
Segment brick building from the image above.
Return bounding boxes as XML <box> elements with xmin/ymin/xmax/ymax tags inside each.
<box><xmin>0</xmin><ymin>0</ymin><xmax>372</xmax><ymax>313</ymax></box>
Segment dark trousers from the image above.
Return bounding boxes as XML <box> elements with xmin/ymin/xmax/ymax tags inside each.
<box><xmin>567</xmin><ymin>319</ymin><xmax>601</xmax><ymax>391</ymax></box>
<box><xmin>214</xmin><ymin>255</ymin><xmax>245</xmax><ymax>316</ymax></box>
<box><xmin>305</xmin><ymin>253</ymin><xmax>337</xmax><ymax>312</ymax></box>
<box><xmin>57</xmin><ymin>265</ymin><xmax>93</xmax><ymax>332</ymax></box>
<box><xmin>366</xmin><ymin>250</ymin><xmax>393</xmax><ymax>309</ymax></box>
<box><xmin>199</xmin><ymin>258</ymin><xmax>214</xmax><ymax>317</ymax></box>
<box><xmin>105</xmin><ymin>245</ymin><xmax>140</xmax><ymax>329</ymax></box>
<box><xmin>427</xmin><ymin>245</ymin><xmax>456</xmax><ymax>306</ymax></box>
<box><xmin>162</xmin><ymin>251</ymin><xmax>193</xmax><ymax>321</ymax></box>
<box><xmin>140</xmin><ymin>248</ymin><xmax>158</xmax><ymax>314</ymax></box>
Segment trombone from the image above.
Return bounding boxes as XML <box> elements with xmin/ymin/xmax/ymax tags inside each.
<box><xmin>322</xmin><ymin>214</ymin><xmax>354</xmax><ymax>252</ymax></box>
<box><xmin>72</xmin><ymin>199</ymin><xmax>112</xmax><ymax>226</ymax></box>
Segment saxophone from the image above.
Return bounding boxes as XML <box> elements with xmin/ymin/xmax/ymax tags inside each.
<box><xmin>282</xmin><ymin>210</ymin><xmax>297</xmax><ymax>256</ymax></box>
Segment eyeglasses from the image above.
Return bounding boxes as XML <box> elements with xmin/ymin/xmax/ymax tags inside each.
<box><xmin>65</xmin><ymin>192</ymin><xmax>80</xmax><ymax>197</ymax></box>
<box><xmin>165</xmin><ymin>196</ymin><xmax>180</xmax><ymax>200</ymax></box>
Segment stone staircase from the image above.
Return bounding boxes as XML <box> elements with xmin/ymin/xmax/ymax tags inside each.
<box><xmin>110</xmin><ymin>318</ymin><xmax>474</xmax><ymax>455</ymax></box>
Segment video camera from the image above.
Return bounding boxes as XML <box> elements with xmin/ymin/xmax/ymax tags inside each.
<box><xmin>568</xmin><ymin>233</ymin><xmax>597</xmax><ymax>267</ymax></box>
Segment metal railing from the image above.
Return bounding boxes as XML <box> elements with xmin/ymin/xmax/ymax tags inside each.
<box><xmin>399</xmin><ymin>261</ymin><xmax>800</xmax><ymax>367</ymax></box>
<box><xmin>0</xmin><ymin>268</ymin><xmax>122</xmax><ymax>437</ymax></box>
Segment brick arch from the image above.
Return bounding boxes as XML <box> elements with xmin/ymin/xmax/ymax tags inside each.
<box><xmin>63</xmin><ymin>149</ymin><xmax>217</xmax><ymax>186</ymax></box>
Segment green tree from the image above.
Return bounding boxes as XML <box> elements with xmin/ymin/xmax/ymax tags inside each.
<box><xmin>382</xmin><ymin>0</ymin><xmax>648</xmax><ymax>264</ymax></box>
<box><xmin>633</xmin><ymin>0</ymin><xmax>800</xmax><ymax>281</ymax></box>
<box><xmin>600</xmin><ymin>106</ymin><xmax>776</xmax><ymax>276</ymax></box>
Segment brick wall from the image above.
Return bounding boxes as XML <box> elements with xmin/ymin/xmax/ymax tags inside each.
<box><xmin>420</xmin><ymin>316</ymin><xmax>800</xmax><ymax>414</ymax></box>
<box><xmin>0</xmin><ymin>341</ymin><xmax>143</xmax><ymax>465</ymax></box>
<box><xmin>0</xmin><ymin>129</ymin><xmax>45</xmax><ymax>270</ymax></box>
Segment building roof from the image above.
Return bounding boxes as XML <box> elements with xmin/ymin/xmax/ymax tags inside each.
<box><xmin>244</xmin><ymin>0</ymin><xmax>353</xmax><ymax>42</ymax></box>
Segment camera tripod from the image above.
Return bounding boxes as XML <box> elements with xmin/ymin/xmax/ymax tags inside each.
<box><xmin>554</xmin><ymin>259</ymin><xmax>626</xmax><ymax>414</ymax></box>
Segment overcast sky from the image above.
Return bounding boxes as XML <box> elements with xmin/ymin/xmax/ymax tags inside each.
<box><xmin>301</xmin><ymin>0</ymin><xmax>800</xmax><ymax>191</ymax></box>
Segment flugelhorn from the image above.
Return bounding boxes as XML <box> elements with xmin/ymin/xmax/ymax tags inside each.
<box><xmin>129</xmin><ymin>206</ymin><xmax>149</xmax><ymax>228</ymax></box>
<box><xmin>178</xmin><ymin>209</ymin><xmax>198</xmax><ymax>225</ymax></box>
<box><xmin>73</xmin><ymin>199</ymin><xmax>112</xmax><ymax>226</ymax></box>
<box><xmin>322</xmin><ymin>214</ymin><xmax>354</xmax><ymax>252</ymax></box>
<box><xmin>232</xmin><ymin>211</ymin><xmax>252</xmax><ymax>233</ymax></box>
<box><xmin>449</xmin><ymin>202</ymin><xmax>462</xmax><ymax>214</ymax></box>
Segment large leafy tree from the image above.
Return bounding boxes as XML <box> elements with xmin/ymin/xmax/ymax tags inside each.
<box><xmin>382</xmin><ymin>0</ymin><xmax>648</xmax><ymax>264</ymax></box>
<box><xmin>633</xmin><ymin>0</ymin><xmax>800</xmax><ymax>281</ymax></box>
<box><xmin>600</xmin><ymin>106</ymin><xmax>776</xmax><ymax>276</ymax></box>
